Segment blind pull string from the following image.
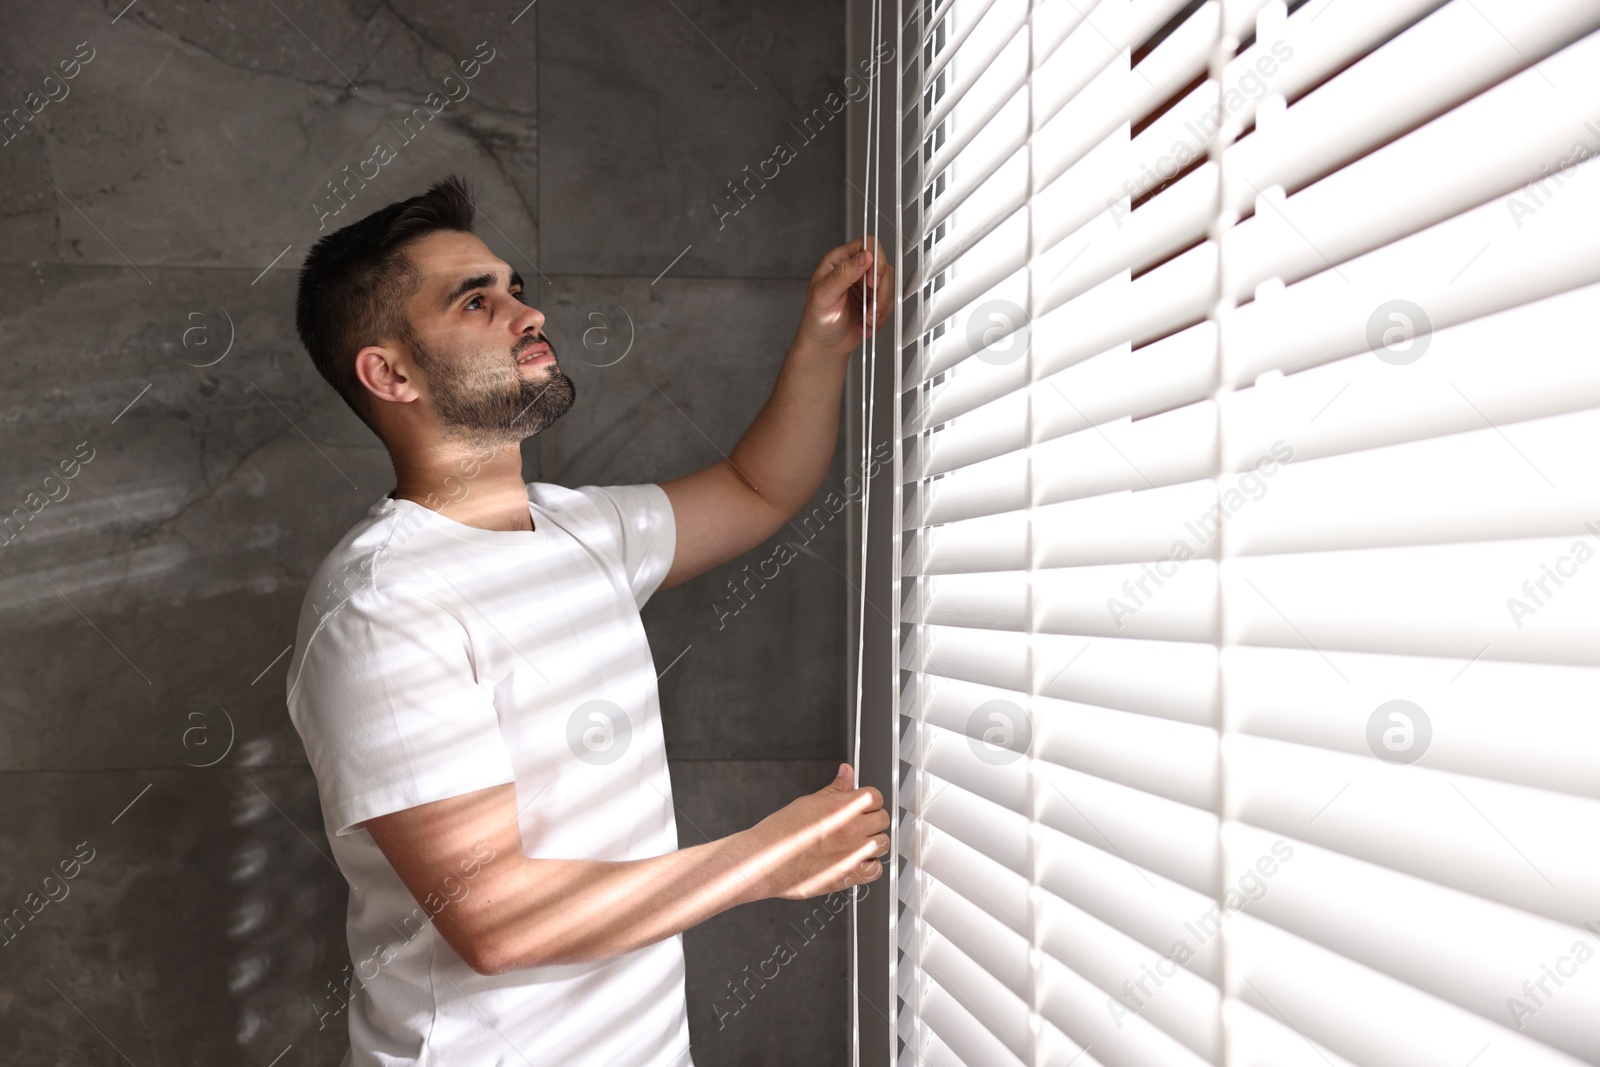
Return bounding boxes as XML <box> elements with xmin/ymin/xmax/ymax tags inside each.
<box><xmin>886</xmin><ymin>0</ymin><xmax>905</xmax><ymax>1061</ymax></box>
<box><xmin>851</xmin><ymin>0</ymin><xmax>884</xmax><ymax>1063</ymax></box>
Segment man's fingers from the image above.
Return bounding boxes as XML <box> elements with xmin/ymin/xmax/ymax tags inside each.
<box><xmin>813</xmin><ymin>236</ymin><xmax>889</xmax><ymax>279</ymax></box>
<box><xmin>852</xmin><ymin>858</ymin><xmax>884</xmax><ymax>884</ymax></box>
<box><xmin>854</xmin><ymin>784</ymin><xmax>884</xmax><ymax>812</ymax></box>
<box><xmin>814</xmin><ymin>247</ymin><xmax>875</xmax><ymax>306</ymax></box>
<box><xmin>819</xmin><ymin>236</ymin><xmax>896</xmax><ymax>289</ymax></box>
<box><xmin>813</xmin><ymin>237</ymin><xmax>867</xmax><ymax>282</ymax></box>
<box><xmin>855</xmin><ymin>246</ymin><xmax>895</xmax><ymax>322</ymax></box>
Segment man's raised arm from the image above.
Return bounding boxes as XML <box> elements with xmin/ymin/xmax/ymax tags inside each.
<box><xmin>363</xmin><ymin>765</ymin><xmax>887</xmax><ymax>976</ymax></box>
<box><xmin>658</xmin><ymin>237</ymin><xmax>893</xmax><ymax>590</ymax></box>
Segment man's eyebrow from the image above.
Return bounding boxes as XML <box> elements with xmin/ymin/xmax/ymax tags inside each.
<box><xmin>439</xmin><ymin>269</ymin><xmax>524</xmax><ymax>311</ymax></box>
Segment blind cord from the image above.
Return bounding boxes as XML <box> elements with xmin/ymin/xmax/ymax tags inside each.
<box><xmin>852</xmin><ymin>0</ymin><xmax>884</xmax><ymax>1063</ymax></box>
<box><xmin>886</xmin><ymin>0</ymin><xmax>905</xmax><ymax>1061</ymax></box>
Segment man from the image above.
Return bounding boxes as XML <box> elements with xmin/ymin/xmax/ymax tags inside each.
<box><xmin>283</xmin><ymin>175</ymin><xmax>891</xmax><ymax>1066</ymax></box>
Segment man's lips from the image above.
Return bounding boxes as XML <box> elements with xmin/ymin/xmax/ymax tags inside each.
<box><xmin>515</xmin><ymin>342</ymin><xmax>554</xmax><ymax>367</ymax></box>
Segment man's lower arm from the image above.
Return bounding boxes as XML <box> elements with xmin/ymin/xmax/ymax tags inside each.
<box><xmin>466</xmin><ymin>830</ymin><xmax>764</xmax><ymax>974</ymax></box>
<box><xmin>726</xmin><ymin>341</ymin><xmax>850</xmax><ymax>519</ymax></box>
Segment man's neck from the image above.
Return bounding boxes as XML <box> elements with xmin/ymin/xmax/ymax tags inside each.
<box><xmin>388</xmin><ymin>438</ymin><xmax>535</xmax><ymax>533</ymax></box>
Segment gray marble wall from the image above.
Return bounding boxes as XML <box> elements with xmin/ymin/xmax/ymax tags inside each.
<box><xmin>0</xmin><ymin>1</ymin><xmax>852</xmax><ymax>1063</ymax></box>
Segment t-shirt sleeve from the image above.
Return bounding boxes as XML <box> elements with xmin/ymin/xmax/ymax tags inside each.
<box><xmin>574</xmin><ymin>483</ymin><xmax>678</xmax><ymax>609</ymax></box>
<box><xmin>288</xmin><ymin>585</ymin><xmax>516</xmax><ymax>837</ymax></box>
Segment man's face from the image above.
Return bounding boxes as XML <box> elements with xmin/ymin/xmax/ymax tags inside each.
<box><xmin>398</xmin><ymin>230</ymin><xmax>575</xmax><ymax>442</ymax></box>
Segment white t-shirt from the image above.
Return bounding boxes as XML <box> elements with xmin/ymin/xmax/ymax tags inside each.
<box><xmin>285</xmin><ymin>481</ymin><xmax>692</xmax><ymax>1067</ymax></box>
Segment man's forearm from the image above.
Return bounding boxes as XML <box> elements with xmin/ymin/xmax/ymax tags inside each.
<box><xmin>725</xmin><ymin>340</ymin><xmax>850</xmax><ymax>521</ymax></box>
<box><xmin>371</xmin><ymin>771</ymin><xmax>888</xmax><ymax>977</ymax></box>
<box><xmin>463</xmin><ymin>831</ymin><xmax>766</xmax><ymax>974</ymax></box>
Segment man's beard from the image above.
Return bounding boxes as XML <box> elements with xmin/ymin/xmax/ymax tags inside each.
<box><xmin>409</xmin><ymin>331</ymin><xmax>576</xmax><ymax>442</ymax></box>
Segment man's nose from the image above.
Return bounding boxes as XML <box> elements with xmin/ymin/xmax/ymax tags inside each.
<box><xmin>514</xmin><ymin>302</ymin><xmax>545</xmax><ymax>334</ymax></box>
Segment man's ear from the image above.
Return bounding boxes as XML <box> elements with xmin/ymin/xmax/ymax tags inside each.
<box><xmin>355</xmin><ymin>344</ymin><xmax>420</xmax><ymax>407</ymax></box>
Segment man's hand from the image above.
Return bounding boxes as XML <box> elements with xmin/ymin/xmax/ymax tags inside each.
<box><xmin>791</xmin><ymin>236</ymin><xmax>895</xmax><ymax>360</ymax></box>
<box><xmin>732</xmin><ymin>764</ymin><xmax>890</xmax><ymax>901</ymax></box>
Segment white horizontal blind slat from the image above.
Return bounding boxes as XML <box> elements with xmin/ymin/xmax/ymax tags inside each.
<box><xmin>914</xmin><ymin>819</ymin><xmax>1031</xmax><ymax>935</ymax></box>
<box><xmin>918</xmin><ymin>866</ymin><xmax>1033</xmax><ymax>995</ymax></box>
<box><xmin>1222</xmin><ymin>1</ymin><xmax>1600</xmax><ymax>220</ymax></box>
<box><xmin>1224</xmin><ymin>406</ymin><xmax>1600</xmax><ymax>554</ymax></box>
<box><xmin>1222</xmin><ymin>23</ymin><xmax>1600</xmax><ymax>301</ymax></box>
<box><xmin>1225</xmin><ymin>908</ymin><xmax>1595</xmax><ymax>1067</ymax></box>
<box><xmin>1220</xmin><ymin>999</ymin><xmax>1362</xmax><ymax>1067</ymax></box>
<box><xmin>906</xmin><ymin>401</ymin><xmax>1219</xmax><ymax>524</ymax></box>
<box><xmin>1225</xmin><ymin>736</ymin><xmax>1600</xmax><ymax>935</ymax></box>
<box><xmin>917</xmin><ymin>972</ymin><xmax>1027</xmax><ymax>1067</ymax></box>
<box><xmin>1220</xmin><ymin>149</ymin><xmax>1600</xmax><ymax>386</ymax></box>
<box><xmin>918</xmin><ymin>926</ymin><xmax>1033</xmax><ymax>1061</ymax></box>
<box><xmin>1032</xmin><ymin>816</ymin><xmax>1222</xmax><ymax>984</ymax></box>
<box><xmin>1033</xmin><ymin>0</ymin><xmax>1219</xmax><ymax>190</ymax></box>
<box><xmin>908</xmin><ymin>629</ymin><xmax>1220</xmax><ymax>725</ymax></box>
<box><xmin>1218</xmin><ymin>279</ymin><xmax>1600</xmax><ymax>470</ymax></box>
<box><xmin>1032</xmin><ymin>881</ymin><xmax>1222</xmax><ymax>1060</ymax></box>
<box><xmin>1034</xmin><ymin>947</ymin><xmax>1217</xmax><ymax>1067</ymax></box>
<box><xmin>1030</xmin><ymin>0</ymin><xmax>1201</xmax><ymax>134</ymax></box>
<box><xmin>1225</xmin><ymin>645</ymin><xmax>1600</xmax><ymax>801</ymax></box>
<box><xmin>1221</xmin><ymin>539</ymin><xmax>1600</xmax><ymax>666</ymax></box>
<box><xmin>1037</xmin><ymin>761</ymin><xmax>1219</xmax><ymax>897</ymax></box>
<box><xmin>902</xmin><ymin>316</ymin><xmax>1209</xmax><ymax>467</ymax></box>
<box><xmin>915</xmin><ymin>766</ymin><xmax>1031</xmax><ymax>879</ymax></box>
<box><xmin>917</xmin><ymin>0</ymin><xmax>1006</xmax><ymax>79</ymax></box>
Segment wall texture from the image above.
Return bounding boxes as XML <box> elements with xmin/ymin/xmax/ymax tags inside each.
<box><xmin>0</xmin><ymin>1</ymin><xmax>851</xmax><ymax>1063</ymax></box>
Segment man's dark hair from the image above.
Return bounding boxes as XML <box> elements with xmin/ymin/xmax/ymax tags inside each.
<box><xmin>295</xmin><ymin>175</ymin><xmax>477</xmax><ymax>434</ymax></box>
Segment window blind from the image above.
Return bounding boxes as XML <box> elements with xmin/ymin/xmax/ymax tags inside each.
<box><xmin>890</xmin><ymin>1</ymin><xmax>1600</xmax><ymax>1066</ymax></box>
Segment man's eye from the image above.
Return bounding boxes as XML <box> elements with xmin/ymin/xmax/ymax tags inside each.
<box><xmin>465</xmin><ymin>295</ymin><xmax>485</xmax><ymax>311</ymax></box>
<box><xmin>512</xmin><ymin>289</ymin><xmax>527</xmax><ymax>304</ymax></box>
